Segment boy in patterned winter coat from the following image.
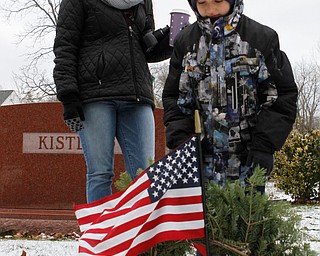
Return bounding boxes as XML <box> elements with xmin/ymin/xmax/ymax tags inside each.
<box><xmin>162</xmin><ymin>0</ymin><xmax>298</xmax><ymax>190</ymax></box>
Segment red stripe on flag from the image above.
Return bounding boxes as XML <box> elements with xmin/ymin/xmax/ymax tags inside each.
<box><xmin>135</xmin><ymin>211</ymin><xmax>204</xmax><ymax>236</ymax></box>
<box><xmin>76</xmin><ymin>176</ymin><xmax>150</xmax><ymax>229</ymax></box>
<box><xmin>193</xmin><ymin>242</ymin><xmax>207</xmax><ymax>256</ymax></box>
<box><xmin>127</xmin><ymin>229</ymin><xmax>205</xmax><ymax>256</ymax></box>
<box><xmin>154</xmin><ymin>195</ymin><xmax>203</xmax><ymax>210</ymax></box>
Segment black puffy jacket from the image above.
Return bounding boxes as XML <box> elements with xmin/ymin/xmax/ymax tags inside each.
<box><xmin>53</xmin><ymin>0</ymin><xmax>172</xmax><ymax>107</ymax></box>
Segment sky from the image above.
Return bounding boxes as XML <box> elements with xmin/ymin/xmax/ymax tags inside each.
<box><xmin>0</xmin><ymin>0</ymin><xmax>320</xmax><ymax>91</ymax></box>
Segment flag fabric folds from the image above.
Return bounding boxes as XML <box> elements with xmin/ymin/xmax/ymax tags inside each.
<box><xmin>74</xmin><ymin>136</ymin><xmax>205</xmax><ymax>256</ymax></box>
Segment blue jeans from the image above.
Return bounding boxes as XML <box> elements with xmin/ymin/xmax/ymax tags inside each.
<box><xmin>78</xmin><ymin>101</ymin><xmax>155</xmax><ymax>203</ymax></box>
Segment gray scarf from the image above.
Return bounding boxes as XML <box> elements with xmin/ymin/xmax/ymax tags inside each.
<box><xmin>102</xmin><ymin>0</ymin><xmax>143</xmax><ymax>10</ymax></box>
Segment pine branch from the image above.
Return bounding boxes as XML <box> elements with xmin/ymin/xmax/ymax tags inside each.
<box><xmin>210</xmin><ymin>239</ymin><xmax>251</xmax><ymax>256</ymax></box>
<box><xmin>114</xmin><ymin>171</ymin><xmax>133</xmax><ymax>192</ymax></box>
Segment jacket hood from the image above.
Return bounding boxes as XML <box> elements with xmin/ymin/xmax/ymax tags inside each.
<box><xmin>188</xmin><ymin>0</ymin><xmax>242</xmax><ymax>18</ymax></box>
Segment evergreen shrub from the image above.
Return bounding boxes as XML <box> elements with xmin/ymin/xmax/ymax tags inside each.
<box><xmin>273</xmin><ymin>129</ymin><xmax>320</xmax><ymax>202</ymax></box>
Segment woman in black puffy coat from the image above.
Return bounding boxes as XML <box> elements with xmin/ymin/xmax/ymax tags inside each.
<box><xmin>54</xmin><ymin>0</ymin><xmax>172</xmax><ymax>203</ymax></box>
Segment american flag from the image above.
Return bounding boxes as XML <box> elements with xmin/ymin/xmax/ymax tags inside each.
<box><xmin>74</xmin><ymin>136</ymin><xmax>205</xmax><ymax>256</ymax></box>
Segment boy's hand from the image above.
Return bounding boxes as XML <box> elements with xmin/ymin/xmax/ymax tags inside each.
<box><xmin>246</xmin><ymin>150</ymin><xmax>274</xmax><ymax>176</ymax></box>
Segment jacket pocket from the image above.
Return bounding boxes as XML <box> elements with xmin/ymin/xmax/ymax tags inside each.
<box><xmin>96</xmin><ymin>52</ymin><xmax>105</xmax><ymax>81</ymax></box>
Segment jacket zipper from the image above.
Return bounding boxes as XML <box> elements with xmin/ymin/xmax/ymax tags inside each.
<box><xmin>128</xmin><ymin>25</ymin><xmax>140</xmax><ymax>102</ymax></box>
<box><xmin>232</xmin><ymin>72</ymin><xmax>238</xmax><ymax>112</ymax></box>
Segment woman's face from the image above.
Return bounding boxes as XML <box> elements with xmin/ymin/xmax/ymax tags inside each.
<box><xmin>196</xmin><ymin>0</ymin><xmax>231</xmax><ymax>18</ymax></box>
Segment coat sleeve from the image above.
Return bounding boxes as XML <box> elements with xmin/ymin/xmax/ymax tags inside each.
<box><xmin>162</xmin><ymin>39</ymin><xmax>194</xmax><ymax>149</ymax></box>
<box><xmin>146</xmin><ymin>32</ymin><xmax>173</xmax><ymax>63</ymax></box>
<box><xmin>143</xmin><ymin>0</ymin><xmax>173</xmax><ymax>62</ymax></box>
<box><xmin>53</xmin><ymin>0</ymin><xmax>84</xmax><ymax>101</ymax></box>
<box><xmin>252</xmin><ymin>32</ymin><xmax>298</xmax><ymax>153</ymax></box>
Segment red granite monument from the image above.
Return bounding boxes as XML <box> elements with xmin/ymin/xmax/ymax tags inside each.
<box><xmin>0</xmin><ymin>102</ymin><xmax>166</xmax><ymax>220</ymax></box>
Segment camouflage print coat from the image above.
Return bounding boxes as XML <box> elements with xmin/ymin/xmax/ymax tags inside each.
<box><xmin>162</xmin><ymin>0</ymin><xmax>297</xmax><ymax>183</ymax></box>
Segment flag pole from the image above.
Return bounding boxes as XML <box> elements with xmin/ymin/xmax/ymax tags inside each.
<box><xmin>195</xmin><ymin>109</ymin><xmax>210</xmax><ymax>255</ymax></box>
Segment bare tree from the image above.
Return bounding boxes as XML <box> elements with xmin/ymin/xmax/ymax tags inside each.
<box><xmin>2</xmin><ymin>1</ymin><xmax>171</xmax><ymax>105</ymax></box>
<box><xmin>293</xmin><ymin>59</ymin><xmax>320</xmax><ymax>131</ymax></box>
<box><xmin>1</xmin><ymin>0</ymin><xmax>60</xmax><ymax>102</ymax></box>
<box><xmin>13</xmin><ymin>67</ymin><xmax>57</xmax><ymax>103</ymax></box>
<box><xmin>149</xmin><ymin>61</ymin><xmax>169</xmax><ymax>108</ymax></box>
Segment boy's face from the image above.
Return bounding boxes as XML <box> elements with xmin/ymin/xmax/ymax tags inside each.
<box><xmin>196</xmin><ymin>0</ymin><xmax>231</xmax><ymax>18</ymax></box>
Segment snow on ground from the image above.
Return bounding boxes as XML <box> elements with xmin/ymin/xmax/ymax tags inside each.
<box><xmin>0</xmin><ymin>240</ymin><xmax>77</xmax><ymax>256</ymax></box>
<box><xmin>265</xmin><ymin>182</ymin><xmax>320</xmax><ymax>254</ymax></box>
<box><xmin>296</xmin><ymin>205</ymin><xmax>320</xmax><ymax>253</ymax></box>
<box><xmin>0</xmin><ymin>183</ymin><xmax>319</xmax><ymax>256</ymax></box>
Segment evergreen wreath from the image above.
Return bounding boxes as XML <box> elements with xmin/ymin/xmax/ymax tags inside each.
<box><xmin>115</xmin><ymin>166</ymin><xmax>316</xmax><ymax>255</ymax></box>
